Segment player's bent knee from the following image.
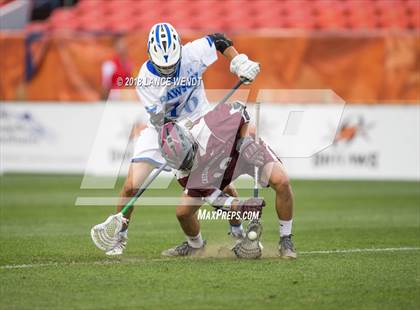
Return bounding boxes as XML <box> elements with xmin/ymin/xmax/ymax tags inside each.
<box><xmin>176</xmin><ymin>205</ymin><xmax>195</xmax><ymax>221</ymax></box>
<box><xmin>269</xmin><ymin>165</ymin><xmax>291</xmax><ymax>193</ymax></box>
<box><xmin>273</xmin><ymin>177</ymin><xmax>290</xmax><ymax>193</ymax></box>
<box><xmin>121</xmin><ymin>184</ymin><xmax>138</xmax><ymax>197</ymax></box>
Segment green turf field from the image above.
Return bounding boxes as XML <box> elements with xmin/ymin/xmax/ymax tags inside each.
<box><xmin>0</xmin><ymin>174</ymin><xmax>419</xmax><ymax>309</ymax></box>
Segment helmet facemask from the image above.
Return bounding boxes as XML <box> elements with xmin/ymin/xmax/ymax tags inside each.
<box><xmin>150</xmin><ymin>55</ymin><xmax>181</xmax><ymax>78</ymax></box>
<box><xmin>159</xmin><ymin>122</ymin><xmax>197</xmax><ymax>172</ymax></box>
<box><xmin>178</xmin><ymin>142</ymin><xmax>197</xmax><ymax>171</ymax></box>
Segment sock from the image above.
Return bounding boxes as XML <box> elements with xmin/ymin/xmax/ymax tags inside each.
<box><xmin>230</xmin><ymin>223</ymin><xmax>244</xmax><ymax>237</ymax></box>
<box><xmin>187</xmin><ymin>232</ymin><xmax>204</xmax><ymax>248</ymax></box>
<box><xmin>279</xmin><ymin>219</ymin><xmax>293</xmax><ymax>237</ymax></box>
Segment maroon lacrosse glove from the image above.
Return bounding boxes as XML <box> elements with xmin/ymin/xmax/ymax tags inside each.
<box><xmin>237</xmin><ymin>197</ymin><xmax>265</xmax><ymax>218</ymax></box>
<box><xmin>237</xmin><ymin>136</ymin><xmax>265</xmax><ymax>167</ymax></box>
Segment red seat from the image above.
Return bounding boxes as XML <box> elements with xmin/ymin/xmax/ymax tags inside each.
<box><xmin>26</xmin><ymin>0</ymin><xmax>420</xmax><ymax>32</ymax></box>
<box><xmin>26</xmin><ymin>21</ymin><xmax>49</xmax><ymax>33</ymax></box>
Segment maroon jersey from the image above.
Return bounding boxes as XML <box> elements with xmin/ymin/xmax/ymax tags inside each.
<box><xmin>177</xmin><ymin>102</ymin><xmax>279</xmax><ymax>198</ymax></box>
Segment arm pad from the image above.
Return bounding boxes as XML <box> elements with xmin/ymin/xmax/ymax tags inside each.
<box><xmin>203</xmin><ymin>189</ymin><xmax>237</xmax><ymax>212</ymax></box>
<box><xmin>207</xmin><ymin>33</ymin><xmax>233</xmax><ymax>53</ymax></box>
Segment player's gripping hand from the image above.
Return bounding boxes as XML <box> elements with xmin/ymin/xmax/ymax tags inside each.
<box><xmin>149</xmin><ymin>111</ymin><xmax>177</xmax><ymax>129</ymax></box>
<box><xmin>237</xmin><ymin>136</ymin><xmax>265</xmax><ymax>167</ymax></box>
<box><xmin>149</xmin><ymin>111</ymin><xmax>165</xmax><ymax>128</ymax></box>
<box><xmin>237</xmin><ymin>198</ymin><xmax>265</xmax><ymax>218</ymax></box>
<box><xmin>230</xmin><ymin>54</ymin><xmax>260</xmax><ymax>84</ymax></box>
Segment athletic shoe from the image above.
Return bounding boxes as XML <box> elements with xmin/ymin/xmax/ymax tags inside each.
<box><xmin>161</xmin><ymin>240</ymin><xmax>206</xmax><ymax>257</ymax></box>
<box><xmin>105</xmin><ymin>233</ymin><xmax>127</xmax><ymax>256</ymax></box>
<box><xmin>279</xmin><ymin>234</ymin><xmax>297</xmax><ymax>259</ymax></box>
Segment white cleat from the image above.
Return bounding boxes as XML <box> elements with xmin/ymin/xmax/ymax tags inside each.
<box><xmin>105</xmin><ymin>233</ymin><xmax>127</xmax><ymax>256</ymax></box>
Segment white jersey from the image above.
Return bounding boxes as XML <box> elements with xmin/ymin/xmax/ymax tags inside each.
<box><xmin>136</xmin><ymin>36</ymin><xmax>217</xmax><ymax>123</ymax></box>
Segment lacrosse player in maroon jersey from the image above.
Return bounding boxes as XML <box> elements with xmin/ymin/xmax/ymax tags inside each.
<box><xmin>159</xmin><ymin>101</ymin><xmax>296</xmax><ymax>259</ymax></box>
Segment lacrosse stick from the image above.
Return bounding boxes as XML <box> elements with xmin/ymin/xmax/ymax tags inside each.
<box><xmin>169</xmin><ymin>79</ymin><xmax>244</xmax><ymax>124</ymax></box>
<box><xmin>233</xmin><ymin>101</ymin><xmax>264</xmax><ymax>259</ymax></box>
<box><xmin>90</xmin><ymin>163</ymin><xmax>168</xmax><ymax>251</ymax></box>
<box><xmin>217</xmin><ymin>80</ymin><xmax>243</xmax><ymax>107</ymax></box>
<box><xmin>91</xmin><ymin>81</ymin><xmax>245</xmax><ymax>251</ymax></box>
<box><xmin>253</xmin><ymin>101</ymin><xmax>261</xmax><ymax>199</ymax></box>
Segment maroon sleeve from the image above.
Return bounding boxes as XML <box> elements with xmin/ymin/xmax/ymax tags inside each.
<box><xmin>178</xmin><ymin>102</ymin><xmax>250</xmax><ymax>197</ymax></box>
<box><xmin>203</xmin><ymin>103</ymin><xmax>248</xmax><ymax>142</ymax></box>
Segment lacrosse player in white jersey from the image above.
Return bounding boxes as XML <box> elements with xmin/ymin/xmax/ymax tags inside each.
<box><xmin>105</xmin><ymin>22</ymin><xmax>260</xmax><ymax>255</ymax></box>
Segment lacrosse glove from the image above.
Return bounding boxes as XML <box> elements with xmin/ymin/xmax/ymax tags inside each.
<box><xmin>237</xmin><ymin>136</ymin><xmax>265</xmax><ymax>167</ymax></box>
<box><xmin>237</xmin><ymin>197</ymin><xmax>265</xmax><ymax>218</ymax></box>
<box><xmin>149</xmin><ymin>111</ymin><xmax>165</xmax><ymax>129</ymax></box>
<box><xmin>230</xmin><ymin>54</ymin><xmax>260</xmax><ymax>84</ymax></box>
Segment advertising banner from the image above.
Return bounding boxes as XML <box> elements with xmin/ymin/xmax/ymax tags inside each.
<box><xmin>1</xmin><ymin>102</ymin><xmax>418</xmax><ymax>180</ymax></box>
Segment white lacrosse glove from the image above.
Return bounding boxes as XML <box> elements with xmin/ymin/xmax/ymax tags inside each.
<box><xmin>230</xmin><ymin>54</ymin><xmax>260</xmax><ymax>84</ymax></box>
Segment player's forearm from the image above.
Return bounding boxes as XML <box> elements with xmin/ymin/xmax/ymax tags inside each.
<box><xmin>202</xmin><ymin>189</ymin><xmax>263</xmax><ymax>216</ymax></box>
<box><xmin>202</xmin><ymin>189</ymin><xmax>237</xmax><ymax>212</ymax></box>
<box><xmin>223</xmin><ymin>46</ymin><xmax>239</xmax><ymax>61</ymax></box>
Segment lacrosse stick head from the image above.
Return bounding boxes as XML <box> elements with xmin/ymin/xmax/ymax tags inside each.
<box><xmin>232</xmin><ymin>220</ymin><xmax>263</xmax><ymax>259</ymax></box>
<box><xmin>90</xmin><ymin>213</ymin><xmax>124</xmax><ymax>251</ymax></box>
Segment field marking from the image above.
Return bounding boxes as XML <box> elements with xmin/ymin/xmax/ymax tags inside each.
<box><xmin>1</xmin><ymin>247</ymin><xmax>419</xmax><ymax>270</ymax></box>
<box><xmin>0</xmin><ymin>258</ymin><xmax>171</xmax><ymax>270</ymax></box>
<box><xmin>299</xmin><ymin>247</ymin><xmax>420</xmax><ymax>255</ymax></box>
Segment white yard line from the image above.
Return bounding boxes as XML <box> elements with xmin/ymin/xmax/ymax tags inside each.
<box><xmin>299</xmin><ymin>247</ymin><xmax>420</xmax><ymax>255</ymax></box>
<box><xmin>0</xmin><ymin>258</ymin><xmax>170</xmax><ymax>270</ymax></box>
<box><xmin>1</xmin><ymin>247</ymin><xmax>419</xmax><ymax>270</ymax></box>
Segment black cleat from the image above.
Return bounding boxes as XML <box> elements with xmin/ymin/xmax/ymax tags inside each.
<box><xmin>161</xmin><ymin>240</ymin><xmax>206</xmax><ymax>257</ymax></box>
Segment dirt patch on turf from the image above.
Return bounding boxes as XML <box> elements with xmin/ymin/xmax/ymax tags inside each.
<box><xmin>198</xmin><ymin>243</ymin><xmax>281</xmax><ymax>259</ymax></box>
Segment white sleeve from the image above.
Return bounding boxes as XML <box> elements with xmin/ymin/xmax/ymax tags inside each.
<box><xmin>186</xmin><ymin>37</ymin><xmax>218</xmax><ymax>67</ymax></box>
<box><xmin>135</xmin><ymin>64</ymin><xmax>163</xmax><ymax>115</ymax></box>
<box><xmin>136</xmin><ymin>85</ymin><xmax>162</xmax><ymax>115</ymax></box>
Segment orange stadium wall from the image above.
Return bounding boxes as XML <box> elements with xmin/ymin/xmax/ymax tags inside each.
<box><xmin>0</xmin><ymin>31</ymin><xmax>419</xmax><ymax>103</ymax></box>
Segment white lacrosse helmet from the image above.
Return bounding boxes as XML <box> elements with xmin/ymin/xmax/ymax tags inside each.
<box><xmin>148</xmin><ymin>22</ymin><xmax>181</xmax><ymax>77</ymax></box>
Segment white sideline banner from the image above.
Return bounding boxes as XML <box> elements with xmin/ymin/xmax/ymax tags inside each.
<box><xmin>1</xmin><ymin>103</ymin><xmax>101</xmax><ymax>173</ymax></box>
<box><xmin>0</xmin><ymin>102</ymin><xmax>419</xmax><ymax>180</ymax></box>
<box><xmin>269</xmin><ymin>105</ymin><xmax>420</xmax><ymax>180</ymax></box>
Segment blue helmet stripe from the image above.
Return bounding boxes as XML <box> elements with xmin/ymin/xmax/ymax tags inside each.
<box><xmin>155</xmin><ymin>24</ymin><xmax>161</xmax><ymax>49</ymax></box>
<box><xmin>163</xmin><ymin>23</ymin><xmax>171</xmax><ymax>50</ymax></box>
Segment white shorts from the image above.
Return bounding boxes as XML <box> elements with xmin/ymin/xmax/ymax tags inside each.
<box><xmin>131</xmin><ymin>110</ymin><xmax>208</xmax><ymax>170</ymax></box>
<box><xmin>131</xmin><ymin>125</ymin><xmax>171</xmax><ymax>170</ymax></box>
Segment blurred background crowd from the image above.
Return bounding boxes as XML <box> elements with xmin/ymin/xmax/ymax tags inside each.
<box><xmin>0</xmin><ymin>0</ymin><xmax>419</xmax><ymax>103</ymax></box>
<box><xmin>0</xmin><ymin>0</ymin><xmax>418</xmax><ymax>179</ymax></box>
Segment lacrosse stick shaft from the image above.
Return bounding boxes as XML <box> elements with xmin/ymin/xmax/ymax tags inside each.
<box><xmin>176</xmin><ymin>80</ymin><xmax>243</xmax><ymax>118</ymax></box>
<box><xmin>120</xmin><ymin>163</ymin><xmax>168</xmax><ymax>215</ymax></box>
<box><xmin>216</xmin><ymin>80</ymin><xmax>243</xmax><ymax>107</ymax></box>
<box><xmin>254</xmin><ymin>102</ymin><xmax>261</xmax><ymax>198</ymax></box>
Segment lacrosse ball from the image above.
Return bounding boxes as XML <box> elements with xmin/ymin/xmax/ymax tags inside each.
<box><xmin>248</xmin><ymin>231</ymin><xmax>258</xmax><ymax>240</ymax></box>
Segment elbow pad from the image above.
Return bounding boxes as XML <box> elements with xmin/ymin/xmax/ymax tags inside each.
<box><xmin>207</xmin><ymin>33</ymin><xmax>233</xmax><ymax>53</ymax></box>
